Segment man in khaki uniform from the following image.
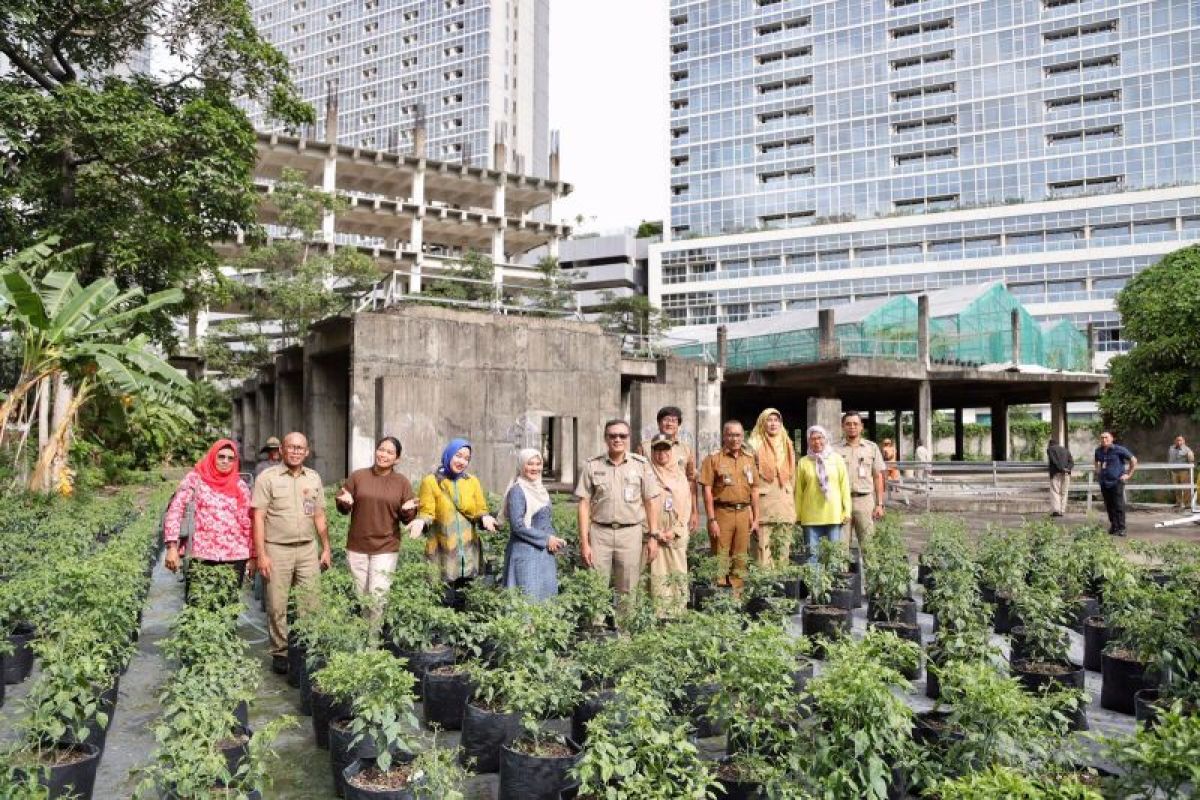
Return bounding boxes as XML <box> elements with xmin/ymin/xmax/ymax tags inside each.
<box><xmin>700</xmin><ymin>420</ymin><xmax>759</xmax><ymax>592</ymax></box>
<box><xmin>646</xmin><ymin>433</ymin><xmax>691</xmax><ymax>617</ymax></box>
<box><xmin>252</xmin><ymin>431</ymin><xmax>332</xmax><ymax>674</ymax></box>
<box><xmin>639</xmin><ymin>405</ymin><xmax>700</xmax><ymax>533</ymax></box>
<box><xmin>576</xmin><ymin>419</ymin><xmax>661</xmax><ymax>617</ymax></box>
<box><xmin>834</xmin><ymin>411</ymin><xmax>886</xmax><ymax>553</ymax></box>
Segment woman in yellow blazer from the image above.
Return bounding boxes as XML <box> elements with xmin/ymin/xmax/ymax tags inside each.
<box><xmin>794</xmin><ymin>425</ymin><xmax>852</xmax><ymax>564</ymax></box>
<box><xmin>410</xmin><ymin>438</ymin><xmax>498</xmax><ymax>582</ymax></box>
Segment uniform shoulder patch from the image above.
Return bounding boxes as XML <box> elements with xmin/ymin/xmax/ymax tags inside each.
<box><xmin>629</xmin><ymin>453</ymin><xmax>649</xmax><ymax>463</ymax></box>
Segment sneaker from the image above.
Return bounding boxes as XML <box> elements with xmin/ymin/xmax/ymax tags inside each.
<box><xmin>271</xmin><ymin>655</ymin><xmax>288</xmax><ymax>675</ymax></box>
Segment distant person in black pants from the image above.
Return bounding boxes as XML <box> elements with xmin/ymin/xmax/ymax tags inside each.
<box><xmin>1047</xmin><ymin>440</ymin><xmax>1074</xmax><ymax>517</ymax></box>
<box><xmin>1094</xmin><ymin>432</ymin><xmax>1137</xmax><ymax>536</ymax></box>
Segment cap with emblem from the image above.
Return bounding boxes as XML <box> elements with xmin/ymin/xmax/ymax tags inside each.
<box><xmin>259</xmin><ymin>436</ymin><xmax>282</xmax><ymax>454</ymax></box>
<box><xmin>650</xmin><ymin>433</ymin><xmax>674</xmax><ymax>450</ymax></box>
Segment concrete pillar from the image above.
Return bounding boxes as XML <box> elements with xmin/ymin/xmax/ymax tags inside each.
<box><xmin>493</xmin><ymin>174</ymin><xmax>506</xmax><ymax>216</ymax></box>
<box><xmin>1011</xmin><ymin>308</ymin><xmax>1022</xmax><ymax>366</ymax></box>
<box><xmin>695</xmin><ymin>366</ymin><xmax>723</xmax><ymax>458</ymax></box>
<box><xmin>953</xmin><ymin>407</ymin><xmax>965</xmax><ymax>461</ymax></box>
<box><xmin>493</xmin><ymin>121</ymin><xmax>508</xmax><ymax>173</ymax></box>
<box><xmin>1086</xmin><ymin>323</ymin><xmax>1097</xmax><ymax>370</ymax></box>
<box><xmin>716</xmin><ymin>325</ymin><xmax>728</xmax><ymax>372</ymax></box>
<box><xmin>491</xmin><ymin>227</ymin><xmax>505</xmax><ymax>267</ymax></box>
<box><xmin>893</xmin><ymin>409</ymin><xmax>903</xmax><ymax>459</ymax></box>
<box><xmin>990</xmin><ymin>401</ymin><xmax>1009</xmax><ymax>461</ymax></box>
<box><xmin>409</xmin><ymin>212</ymin><xmax>424</xmax><ymax>294</ymax></box>
<box><xmin>258</xmin><ymin>383</ymin><xmax>277</xmax><ymax>444</ymax></box>
<box><xmin>412</xmin><ymin>164</ymin><xmax>426</xmax><ymax>205</ymax></box>
<box><xmin>806</xmin><ymin>397</ymin><xmax>842</xmax><ymax>446</ymax></box>
<box><xmin>1050</xmin><ymin>384</ymin><xmax>1067</xmax><ymax>446</ymax></box>
<box><xmin>818</xmin><ymin>308</ymin><xmax>836</xmax><ymax>359</ymax></box>
<box><xmin>867</xmin><ymin>409</ymin><xmax>877</xmax><ymax>442</ymax></box>
<box><xmin>242</xmin><ymin>386</ymin><xmax>259</xmax><ymax>464</ymax></box>
<box><xmin>549</xmin><ymin>130</ymin><xmax>561</xmax><ymax>182</ymax></box>
<box><xmin>548</xmin><ymin>234</ymin><xmax>560</xmax><ymax>260</ymax></box>
<box><xmin>305</xmin><ymin>354</ymin><xmax>349</xmax><ymax>481</ymax></box>
<box><xmin>231</xmin><ymin>397</ymin><xmax>244</xmax><ymax>453</ymax></box>
<box><xmin>276</xmin><ymin>372</ymin><xmax>303</xmax><ymax>436</ymax></box>
<box><xmin>322</xmin><ymin>145</ymin><xmax>337</xmax><ymax>248</ymax></box>
<box><xmin>916</xmin><ymin>381</ymin><xmax>932</xmax><ymax>457</ymax></box>
<box><xmin>413</xmin><ymin>119</ymin><xmax>427</xmax><ymax>159</ymax></box>
<box><xmin>917</xmin><ymin>295</ymin><xmax>930</xmax><ymax>368</ymax></box>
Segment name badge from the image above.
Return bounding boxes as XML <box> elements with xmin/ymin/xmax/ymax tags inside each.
<box><xmin>303</xmin><ymin>497</ymin><xmax>316</xmax><ymax>517</ymax></box>
<box><xmin>623</xmin><ymin>484</ymin><xmax>639</xmax><ymax>502</ymax></box>
<box><xmin>743</xmin><ymin>468</ymin><xmax>754</xmax><ymax>484</ymax></box>
<box><xmin>859</xmin><ymin>465</ymin><xmax>868</xmax><ymax>479</ymax></box>
<box><xmin>721</xmin><ymin>473</ymin><xmax>732</xmax><ymax>486</ymax></box>
<box><xmin>664</xmin><ymin>494</ymin><xmax>674</xmax><ymax>511</ymax></box>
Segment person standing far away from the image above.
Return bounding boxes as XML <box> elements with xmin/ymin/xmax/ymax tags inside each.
<box><xmin>795</xmin><ymin>425</ymin><xmax>851</xmax><ymax>564</ymax></box>
<box><xmin>1094</xmin><ymin>431</ymin><xmax>1137</xmax><ymax>536</ymax></box>
<box><xmin>646</xmin><ymin>433</ymin><xmax>692</xmax><ymax>618</ymax></box>
<box><xmin>251</xmin><ymin>432</ymin><xmax>332</xmax><ymax>676</ymax></box>
<box><xmin>1047</xmin><ymin>439</ymin><xmax>1074</xmax><ymax>517</ymax></box>
<box><xmin>639</xmin><ymin>406</ymin><xmax>700</xmax><ymax>534</ymax></box>
<box><xmin>576</xmin><ymin>419</ymin><xmax>662</xmax><ymax>621</ymax></box>
<box><xmin>255</xmin><ymin>436</ymin><xmax>283</xmax><ymax>477</ymax></box>
<box><xmin>833</xmin><ymin>411</ymin><xmax>886</xmax><ymax>559</ymax></box>
<box><xmin>334</xmin><ymin>436</ymin><xmax>418</xmax><ymax>624</ymax></box>
<box><xmin>1167</xmin><ymin>435</ymin><xmax>1195</xmax><ymax>510</ymax></box>
<box><xmin>699</xmin><ymin>420</ymin><xmax>759</xmax><ymax>594</ymax></box>
<box><xmin>499</xmin><ymin>448</ymin><xmax>566</xmax><ymax>602</ymax></box>
<box><xmin>746</xmin><ymin>408</ymin><xmax>797</xmax><ymax>568</ymax></box>
<box><xmin>410</xmin><ymin>438</ymin><xmax>498</xmax><ymax>586</ymax></box>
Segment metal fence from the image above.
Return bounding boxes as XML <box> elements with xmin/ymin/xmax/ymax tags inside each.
<box><xmin>886</xmin><ymin>460</ymin><xmax>1195</xmax><ymax>515</ymax></box>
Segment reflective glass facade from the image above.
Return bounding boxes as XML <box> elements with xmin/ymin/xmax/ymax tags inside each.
<box><xmin>655</xmin><ymin>0</ymin><xmax>1200</xmax><ymax>355</ymax></box>
<box><xmin>248</xmin><ymin>0</ymin><xmax>550</xmax><ymax>176</ymax></box>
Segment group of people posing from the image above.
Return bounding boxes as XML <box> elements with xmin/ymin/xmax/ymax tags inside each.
<box><xmin>162</xmin><ymin>407</ymin><xmax>888</xmax><ymax>673</ymax></box>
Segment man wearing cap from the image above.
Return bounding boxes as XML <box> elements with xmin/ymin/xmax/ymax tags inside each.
<box><xmin>576</xmin><ymin>419</ymin><xmax>662</xmax><ymax>618</ymax></box>
<box><xmin>646</xmin><ymin>432</ymin><xmax>691</xmax><ymax>617</ymax></box>
<box><xmin>699</xmin><ymin>420</ymin><xmax>759</xmax><ymax>592</ymax></box>
<box><xmin>255</xmin><ymin>436</ymin><xmax>283</xmax><ymax>477</ymax></box>
<box><xmin>833</xmin><ymin>411</ymin><xmax>886</xmax><ymax>553</ymax></box>
<box><xmin>639</xmin><ymin>406</ymin><xmax>700</xmax><ymax>533</ymax></box>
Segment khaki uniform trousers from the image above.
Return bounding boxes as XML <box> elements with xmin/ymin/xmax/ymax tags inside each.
<box><xmin>714</xmin><ymin>506</ymin><xmax>751</xmax><ymax>590</ymax></box>
<box><xmin>1171</xmin><ymin>470</ymin><xmax>1193</xmax><ymax>508</ymax></box>
<box><xmin>649</xmin><ymin>529</ymin><xmax>689</xmax><ymax>618</ymax></box>
<box><xmin>753</xmin><ymin>522</ymin><xmax>793</xmax><ymax>568</ymax></box>
<box><xmin>264</xmin><ymin>539</ymin><xmax>320</xmax><ymax>658</ymax></box>
<box><xmin>847</xmin><ymin>494</ymin><xmax>876</xmax><ymax>552</ymax></box>
<box><xmin>591</xmin><ymin>523</ymin><xmax>644</xmax><ymax>611</ymax></box>
<box><xmin>1049</xmin><ymin>473</ymin><xmax>1071</xmax><ymax>515</ymax></box>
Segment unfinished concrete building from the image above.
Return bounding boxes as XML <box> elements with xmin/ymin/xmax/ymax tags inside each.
<box><xmin>231</xmin><ymin>305</ymin><xmax>722</xmax><ymax>492</ymax></box>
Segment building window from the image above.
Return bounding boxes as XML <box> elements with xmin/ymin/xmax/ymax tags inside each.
<box><xmin>364</xmin><ymin>21</ymin><xmax>378</xmax><ymax>32</ymax></box>
<box><xmin>756</xmin><ymin>46</ymin><xmax>811</xmax><ymax>65</ymax></box>
<box><xmin>444</xmin><ymin>45</ymin><xmax>464</xmax><ymax>57</ymax></box>
<box><xmin>757</xmin><ymin>136</ymin><xmax>813</xmax><ymax>154</ymax></box>
<box><xmin>1046</xmin><ymin>124</ymin><xmax>1122</xmax><ymax>145</ymax></box>
<box><xmin>671</xmin><ymin>42</ymin><xmax>688</xmax><ymax>55</ymax></box>
<box><xmin>364</xmin><ymin>44</ymin><xmax>378</xmax><ymax>55</ymax></box>
<box><xmin>444</xmin><ymin>69</ymin><xmax>463</xmax><ymax>81</ymax></box>
<box><xmin>362</xmin><ymin>67</ymin><xmax>377</xmax><ymax>78</ymax></box>
<box><xmin>670</xmin><ymin>13</ymin><xmax>687</xmax><ymax>26</ymax></box>
<box><xmin>401</xmin><ymin>57</ymin><xmax>416</xmax><ymax>68</ymax></box>
<box><xmin>291</xmin><ymin>23</ymin><xmax>305</xmax><ymax>33</ymax></box>
<box><xmin>401</xmin><ymin>80</ymin><xmax>417</xmax><ymax>91</ymax></box>
<box><xmin>671</xmin><ymin>183</ymin><xmax>689</xmax><ymax>196</ymax></box>
<box><xmin>755</xmin><ymin>17</ymin><xmax>811</xmax><ymax>36</ymax></box>
<box><xmin>894</xmin><ymin>193</ymin><xmax>959</xmax><ymax>211</ymax></box>
<box><xmin>325</xmin><ymin>55</ymin><xmax>339</xmax><ymax>67</ymax></box>
<box><xmin>402</xmin><ymin>34</ymin><xmax>416</xmax><ymax>45</ymax></box>
<box><xmin>445</xmin><ymin>21</ymin><xmax>464</xmax><ymax>33</ymax></box>
<box><xmin>671</xmin><ymin>98</ymin><xmax>689</xmax><ymax>110</ymax></box>
<box><xmin>893</xmin><ymin>147</ymin><xmax>957</xmax><ymax>166</ymax></box>
<box><xmin>326</xmin><ymin>33</ymin><xmax>340</xmax><ymax>44</ymax></box>
<box><xmin>890</xmin><ymin>50</ymin><xmax>954</xmax><ymax>71</ymax></box>
<box><xmin>402</xmin><ymin>9</ymin><xmax>417</xmax><ymax>21</ymax></box>
<box><xmin>326</xmin><ymin>10</ymin><xmax>341</xmax><ymax>21</ymax></box>
<box><xmin>1045</xmin><ymin>89</ymin><xmax>1120</xmax><ymax>110</ymax></box>
<box><xmin>1043</xmin><ymin>20</ymin><xmax>1118</xmax><ymax>43</ymax></box>
<box><xmin>893</xmin><ymin>114</ymin><xmax>956</xmax><ymax>133</ymax></box>
<box><xmin>1044</xmin><ymin>54</ymin><xmax>1119</xmax><ymax>77</ymax></box>
<box><xmin>1047</xmin><ymin>175</ymin><xmax>1124</xmax><ymax>195</ymax></box>
<box><xmin>891</xmin><ymin>82</ymin><xmax>956</xmax><ymax>102</ymax></box>
<box><xmin>890</xmin><ymin>18</ymin><xmax>953</xmax><ymax>38</ymax></box>
<box><xmin>362</xmin><ymin>90</ymin><xmax>377</xmax><ymax>101</ymax></box>
<box><xmin>443</xmin><ymin>93</ymin><xmax>463</xmax><ymax>106</ymax></box>
<box><xmin>671</xmin><ymin>69</ymin><xmax>688</xmax><ymax>82</ymax></box>
<box><xmin>671</xmin><ymin>154</ymin><xmax>690</xmax><ymax>166</ymax></box>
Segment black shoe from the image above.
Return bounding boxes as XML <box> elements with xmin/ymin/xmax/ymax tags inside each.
<box><xmin>271</xmin><ymin>655</ymin><xmax>288</xmax><ymax>675</ymax></box>
<box><xmin>1110</xmin><ymin>530</ymin><xmax>1127</xmax><ymax>537</ymax></box>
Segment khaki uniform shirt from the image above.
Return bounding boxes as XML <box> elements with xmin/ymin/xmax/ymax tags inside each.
<box><xmin>251</xmin><ymin>465</ymin><xmax>324</xmax><ymax>544</ymax></box>
<box><xmin>574</xmin><ymin>453</ymin><xmax>661</xmax><ymax>526</ymax></box>
<box><xmin>699</xmin><ymin>449</ymin><xmax>757</xmax><ymax>505</ymax></box>
<box><xmin>651</xmin><ymin>463</ymin><xmax>693</xmax><ymax>537</ymax></box>
<box><xmin>835</xmin><ymin>439</ymin><xmax>886</xmax><ymax>496</ymax></box>
<box><xmin>639</xmin><ymin>438</ymin><xmax>697</xmax><ymax>483</ymax></box>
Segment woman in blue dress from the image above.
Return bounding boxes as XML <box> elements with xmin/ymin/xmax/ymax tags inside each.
<box><xmin>500</xmin><ymin>448</ymin><xmax>566</xmax><ymax>601</ymax></box>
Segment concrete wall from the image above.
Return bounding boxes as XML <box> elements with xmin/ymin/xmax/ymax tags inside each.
<box><xmin>256</xmin><ymin>367</ymin><xmax>276</xmax><ymax>447</ymax></box>
<box><xmin>1120</xmin><ymin>413</ymin><xmax>1200</xmax><ymax>463</ymax></box>
<box><xmin>356</xmin><ymin>306</ymin><xmax>622</xmax><ymax>492</ymax></box>
<box><xmin>242</xmin><ymin>380</ymin><xmax>259</xmax><ymax>464</ymax></box>
<box><xmin>304</xmin><ymin>318</ymin><xmax>352</xmax><ymax>481</ymax></box>
<box><xmin>275</xmin><ymin>347</ymin><xmax>304</xmax><ymax>438</ymax></box>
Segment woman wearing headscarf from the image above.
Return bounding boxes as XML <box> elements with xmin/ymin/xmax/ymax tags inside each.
<box><xmin>794</xmin><ymin>425</ymin><xmax>851</xmax><ymax>564</ymax></box>
<box><xmin>411</xmin><ymin>438</ymin><xmax>498</xmax><ymax>583</ymax></box>
<box><xmin>499</xmin><ymin>448</ymin><xmax>565</xmax><ymax>601</ymax></box>
<box><xmin>163</xmin><ymin>438</ymin><xmax>254</xmax><ymax>603</ymax></box>
<box><xmin>335</xmin><ymin>436</ymin><xmax>418</xmax><ymax>619</ymax></box>
<box><xmin>748</xmin><ymin>407</ymin><xmax>797</xmax><ymax>568</ymax></box>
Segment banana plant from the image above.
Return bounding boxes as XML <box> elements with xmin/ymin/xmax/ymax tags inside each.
<box><xmin>0</xmin><ymin>239</ymin><xmax>188</xmax><ymax>492</ymax></box>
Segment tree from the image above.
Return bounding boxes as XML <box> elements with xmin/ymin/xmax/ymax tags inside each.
<box><xmin>635</xmin><ymin>220</ymin><xmax>663</xmax><ymax>239</ymax></box>
<box><xmin>0</xmin><ymin>0</ymin><xmax>312</xmax><ymax>342</ymax></box>
<box><xmin>596</xmin><ymin>292</ymin><xmax>673</xmax><ymax>353</ymax></box>
<box><xmin>1099</xmin><ymin>245</ymin><xmax>1200</xmax><ymax>430</ymax></box>
<box><xmin>0</xmin><ymin>239</ymin><xmax>189</xmax><ymax>493</ymax></box>
<box><xmin>201</xmin><ymin>168</ymin><xmax>381</xmax><ymax>376</ymax></box>
<box><xmin>529</xmin><ymin>255</ymin><xmax>576</xmax><ymax>315</ymax></box>
<box><xmin>422</xmin><ymin>250</ymin><xmax>496</xmax><ymax>304</ymax></box>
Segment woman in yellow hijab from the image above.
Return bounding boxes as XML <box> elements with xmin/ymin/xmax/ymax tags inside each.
<box><xmin>747</xmin><ymin>408</ymin><xmax>797</xmax><ymax>566</ymax></box>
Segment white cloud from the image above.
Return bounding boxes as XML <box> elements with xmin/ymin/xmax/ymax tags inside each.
<box><xmin>549</xmin><ymin>1</ymin><xmax>668</xmax><ymax>234</ymax></box>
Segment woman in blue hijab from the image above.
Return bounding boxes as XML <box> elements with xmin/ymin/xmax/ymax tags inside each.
<box><xmin>411</xmin><ymin>438</ymin><xmax>498</xmax><ymax>582</ymax></box>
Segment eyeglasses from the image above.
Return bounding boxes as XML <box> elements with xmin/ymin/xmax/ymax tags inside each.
<box><xmin>215</xmin><ymin>455</ymin><xmax>236</xmax><ymax>462</ymax></box>
<box><xmin>605</xmin><ymin>433</ymin><xmax>630</xmax><ymax>440</ymax></box>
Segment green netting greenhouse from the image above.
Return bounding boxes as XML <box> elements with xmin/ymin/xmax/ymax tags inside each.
<box><xmin>671</xmin><ymin>282</ymin><xmax>1091</xmax><ymax>372</ymax></box>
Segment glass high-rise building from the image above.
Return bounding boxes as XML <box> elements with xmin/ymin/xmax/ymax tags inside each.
<box><xmin>248</xmin><ymin>0</ymin><xmax>550</xmax><ymax>176</ymax></box>
<box><xmin>651</xmin><ymin>0</ymin><xmax>1200</xmax><ymax>363</ymax></box>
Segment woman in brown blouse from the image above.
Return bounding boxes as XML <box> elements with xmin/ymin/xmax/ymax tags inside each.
<box><xmin>335</xmin><ymin>436</ymin><xmax>417</xmax><ymax>620</ymax></box>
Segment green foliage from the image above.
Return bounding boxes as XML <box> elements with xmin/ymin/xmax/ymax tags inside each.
<box><xmin>528</xmin><ymin>255</ymin><xmax>576</xmax><ymax>315</ymax></box>
<box><xmin>313</xmin><ymin>649</ymin><xmax>420</xmax><ymax>773</ymax></box>
<box><xmin>408</xmin><ymin>739</ymin><xmax>468</xmax><ymax>800</ymax></box>
<box><xmin>421</xmin><ymin>250</ymin><xmax>496</xmax><ymax>304</ymax></box>
<box><xmin>0</xmin><ymin>1</ymin><xmax>312</xmax><ymax>340</ymax></box>
<box><xmin>1102</xmin><ymin>703</ymin><xmax>1200</xmax><ymax>799</ymax></box>
<box><xmin>569</xmin><ymin>688</ymin><xmax>718</xmax><ymax>799</ymax></box>
<box><xmin>596</xmin><ymin>292</ymin><xmax>673</xmax><ymax>347</ymax></box>
<box><xmin>931</xmin><ymin>765</ymin><xmax>1103</xmax><ymax>800</ymax></box>
<box><xmin>1010</xmin><ymin>584</ymin><xmax>1070</xmax><ymax>665</ymax></box>
<box><xmin>1100</xmin><ymin>244</ymin><xmax>1200</xmax><ymax>428</ymax></box>
<box><xmin>863</xmin><ymin>515</ymin><xmax>911</xmax><ymax>621</ymax></box>
<box><xmin>634</xmin><ymin>220</ymin><xmax>663</xmax><ymax>238</ymax></box>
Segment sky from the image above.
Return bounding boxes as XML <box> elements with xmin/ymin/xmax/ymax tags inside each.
<box><xmin>548</xmin><ymin>1</ymin><xmax>668</xmax><ymax>235</ymax></box>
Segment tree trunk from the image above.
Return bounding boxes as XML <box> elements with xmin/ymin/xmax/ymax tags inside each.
<box><xmin>37</xmin><ymin>376</ymin><xmax>50</xmax><ymax>455</ymax></box>
<box><xmin>29</xmin><ymin>377</ymin><xmax>87</xmax><ymax>495</ymax></box>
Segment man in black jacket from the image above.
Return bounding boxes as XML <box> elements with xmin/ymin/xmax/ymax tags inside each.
<box><xmin>1047</xmin><ymin>440</ymin><xmax>1074</xmax><ymax>517</ymax></box>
